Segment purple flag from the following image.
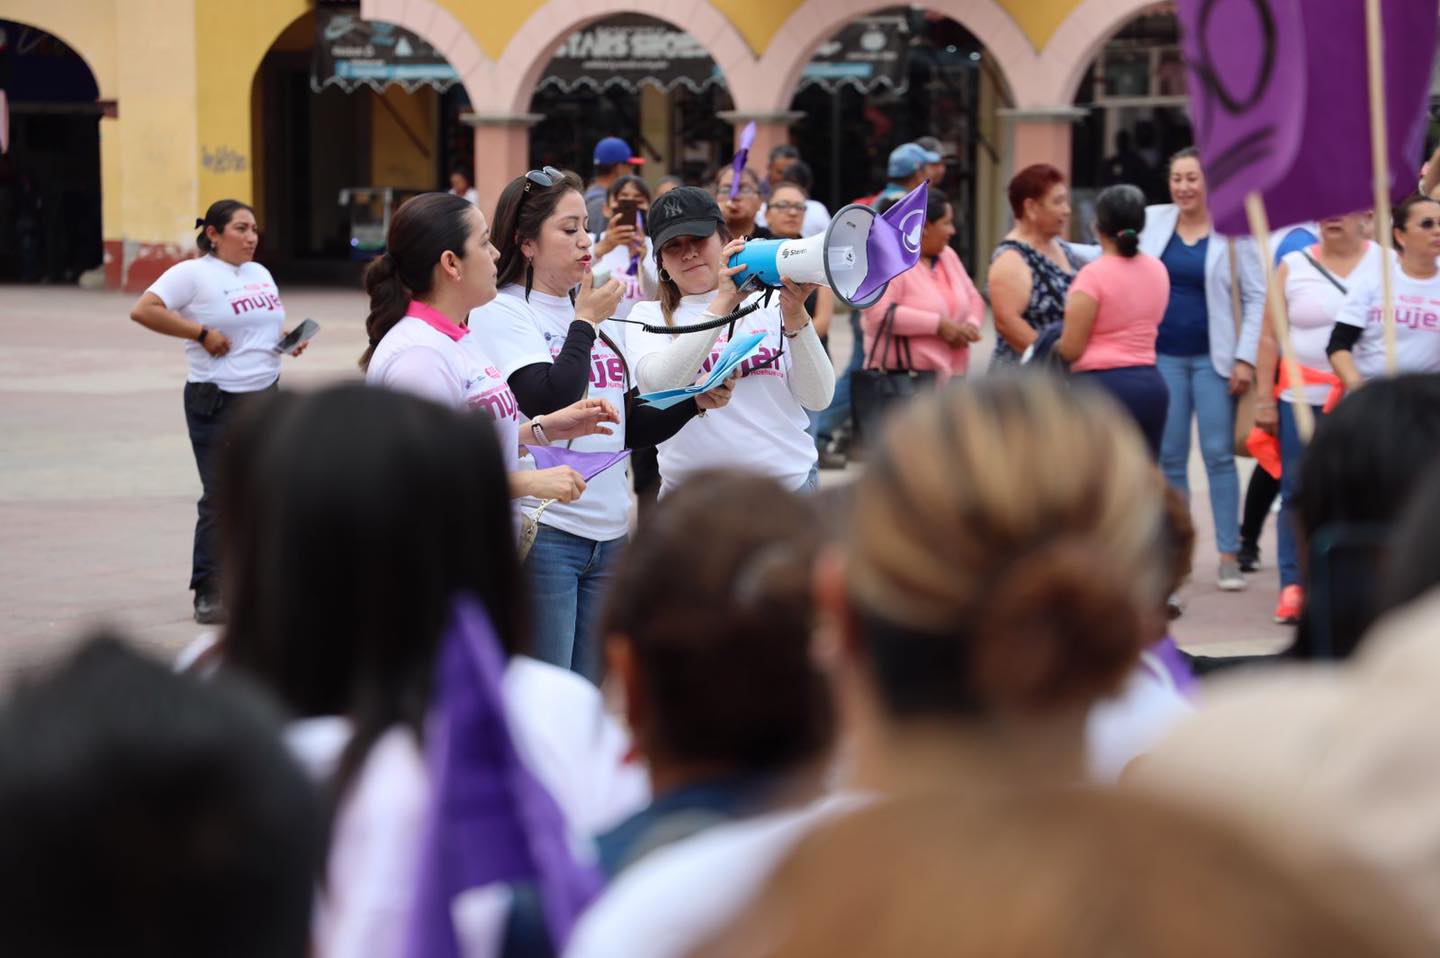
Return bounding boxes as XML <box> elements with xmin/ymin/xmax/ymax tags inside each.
<box><xmin>404</xmin><ymin>595</ymin><xmax>604</xmax><ymax>958</ymax></box>
<box><xmin>528</xmin><ymin>445</ymin><xmax>631</xmax><ymax>482</ymax></box>
<box><xmin>853</xmin><ymin>181</ymin><xmax>929</xmax><ymax>304</ymax></box>
<box><xmin>1179</xmin><ymin>0</ymin><xmax>1437</xmax><ymax>234</ymax></box>
<box><xmin>729</xmin><ymin>122</ymin><xmax>756</xmax><ymax>200</ymax></box>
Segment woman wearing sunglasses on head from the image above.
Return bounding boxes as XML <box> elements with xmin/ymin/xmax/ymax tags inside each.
<box><xmin>626</xmin><ymin>187</ymin><xmax>836</xmax><ymax>497</ymax></box>
<box><xmin>474</xmin><ymin>167</ymin><xmax>737</xmax><ymax>682</ymax></box>
<box><xmin>360</xmin><ymin>192</ymin><xmax>618</xmax><ymax>507</ymax></box>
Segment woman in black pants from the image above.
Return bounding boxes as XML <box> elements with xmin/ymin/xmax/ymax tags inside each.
<box><xmin>129</xmin><ymin>200</ymin><xmax>308</xmax><ymax>623</ymax></box>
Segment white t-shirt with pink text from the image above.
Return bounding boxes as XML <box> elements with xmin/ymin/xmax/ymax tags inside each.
<box><xmin>146</xmin><ymin>254</ymin><xmax>285</xmax><ymax>392</ymax></box>
<box><xmin>474</xmin><ymin>285</ymin><xmax>632</xmax><ymax>543</ymax></box>
<box><xmin>625</xmin><ymin>292</ymin><xmax>817</xmax><ymax>495</ymax></box>
<box><xmin>366</xmin><ymin>304</ymin><xmax>523</xmax><ymax>464</ymax></box>
<box><xmin>1334</xmin><ymin>254</ymin><xmax>1440</xmax><ymax>379</ymax></box>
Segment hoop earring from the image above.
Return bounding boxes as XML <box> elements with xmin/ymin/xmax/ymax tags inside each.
<box><xmin>659</xmin><ymin>268</ymin><xmax>671</xmax><ymax>283</ymax></box>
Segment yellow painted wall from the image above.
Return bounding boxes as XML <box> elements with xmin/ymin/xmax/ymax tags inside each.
<box><xmin>115</xmin><ymin>0</ymin><xmax>199</xmax><ymax>246</ymax></box>
<box><xmin>371</xmin><ymin>86</ymin><xmax>440</xmax><ymax>190</ymax></box>
<box><xmin>194</xmin><ymin>0</ymin><xmax>310</xmax><ymax>211</ymax></box>
<box><xmin>998</xmin><ymin>0</ymin><xmax>1087</xmax><ymax>50</ymax></box>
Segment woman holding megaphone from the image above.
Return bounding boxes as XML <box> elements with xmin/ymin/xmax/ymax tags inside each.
<box><xmin>474</xmin><ymin>169</ymin><xmax>736</xmax><ymax>681</ymax></box>
<box><xmin>627</xmin><ymin>187</ymin><xmax>836</xmax><ymax>496</ymax></box>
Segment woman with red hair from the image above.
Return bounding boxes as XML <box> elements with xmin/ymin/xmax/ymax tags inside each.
<box><xmin>986</xmin><ymin>164</ymin><xmax>1084</xmax><ymax>366</ymax></box>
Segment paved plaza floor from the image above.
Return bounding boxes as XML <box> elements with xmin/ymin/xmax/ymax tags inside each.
<box><xmin>0</xmin><ymin>284</ymin><xmax>1287</xmax><ymax>677</ymax></box>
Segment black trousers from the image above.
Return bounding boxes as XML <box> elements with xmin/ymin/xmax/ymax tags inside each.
<box><xmin>182</xmin><ymin>380</ymin><xmax>275</xmax><ymax>594</ymax></box>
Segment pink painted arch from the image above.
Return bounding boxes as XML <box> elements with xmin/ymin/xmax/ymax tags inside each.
<box><xmin>359</xmin><ymin>0</ymin><xmax>492</xmax><ymax>109</ymax></box>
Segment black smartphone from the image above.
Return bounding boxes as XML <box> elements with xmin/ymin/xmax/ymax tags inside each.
<box><xmin>615</xmin><ymin>200</ymin><xmax>640</xmax><ymax>229</ymax></box>
<box><xmin>275</xmin><ymin>318</ymin><xmax>320</xmax><ymax>354</ymax></box>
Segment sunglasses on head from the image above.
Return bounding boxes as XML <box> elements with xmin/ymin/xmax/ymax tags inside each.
<box><xmin>524</xmin><ymin>166</ymin><xmax>563</xmax><ymax>192</ymax></box>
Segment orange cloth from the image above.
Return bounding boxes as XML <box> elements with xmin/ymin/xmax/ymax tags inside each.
<box><xmin>1247</xmin><ymin>363</ymin><xmax>1344</xmax><ymax>479</ymax></box>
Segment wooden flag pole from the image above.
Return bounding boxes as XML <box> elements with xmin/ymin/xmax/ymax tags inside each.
<box><xmin>1244</xmin><ymin>193</ymin><xmax>1315</xmax><ymax>442</ymax></box>
<box><xmin>1365</xmin><ymin>0</ymin><xmax>1399</xmax><ymax>374</ymax></box>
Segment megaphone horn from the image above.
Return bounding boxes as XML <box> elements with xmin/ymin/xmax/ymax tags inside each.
<box><xmin>728</xmin><ymin>182</ymin><xmax>930</xmax><ymax>310</ymax></box>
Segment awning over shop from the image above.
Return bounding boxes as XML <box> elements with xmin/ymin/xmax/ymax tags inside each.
<box><xmin>311</xmin><ymin>3</ymin><xmax>459</xmax><ymax>95</ymax></box>
<box><xmin>797</xmin><ymin>10</ymin><xmax>910</xmax><ymax>95</ymax></box>
<box><xmin>536</xmin><ymin>14</ymin><xmax>724</xmax><ymax>95</ymax></box>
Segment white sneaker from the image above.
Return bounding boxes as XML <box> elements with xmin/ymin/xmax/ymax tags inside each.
<box><xmin>1217</xmin><ymin>559</ymin><xmax>1247</xmax><ymax>592</ymax></box>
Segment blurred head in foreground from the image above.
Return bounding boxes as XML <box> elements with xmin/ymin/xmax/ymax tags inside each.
<box><xmin>815</xmin><ymin>375</ymin><xmax>1168</xmax><ymax>785</ymax></box>
<box><xmin>0</xmin><ymin>635</ymin><xmax>322</xmax><ymax>958</ymax></box>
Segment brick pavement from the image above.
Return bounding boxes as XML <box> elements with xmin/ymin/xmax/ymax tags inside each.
<box><xmin>0</xmin><ymin>285</ymin><xmax>1288</xmax><ymax>677</ymax></box>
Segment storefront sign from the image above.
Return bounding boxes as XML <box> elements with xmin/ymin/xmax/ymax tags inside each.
<box><xmin>312</xmin><ymin>5</ymin><xmax>459</xmax><ymax>94</ymax></box>
<box><xmin>798</xmin><ymin>10</ymin><xmax>910</xmax><ymax>94</ymax></box>
<box><xmin>537</xmin><ymin>14</ymin><xmax>723</xmax><ymax>94</ymax></box>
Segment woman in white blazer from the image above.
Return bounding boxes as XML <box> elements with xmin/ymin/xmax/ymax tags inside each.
<box><xmin>1138</xmin><ymin>148</ymin><xmax>1265</xmax><ymax>592</ymax></box>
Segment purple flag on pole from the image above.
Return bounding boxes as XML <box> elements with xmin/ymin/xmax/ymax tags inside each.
<box><xmin>404</xmin><ymin>595</ymin><xmax>604</xmax><ymax>958</ymax></box>
<box><xmin>729</xmin><ymin>122</ymin><xmax>757</xmax><ymax>200</ymax></box>
<box><xmin>528</xmin><ymin>445</ymin><xmax>631</xmax><ymax>482</ymax></box>
<box><xmin>1179</xmin><ymin>0</ymin><xmax>1437</xmax><ymax>235</ymax></box>
<box><xmin>853</xmin><ymin>181</ymin><xmax>929</xmax><ymax>304</ymax></box>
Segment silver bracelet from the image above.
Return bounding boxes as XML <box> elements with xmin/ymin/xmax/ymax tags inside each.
<box><xmin>782</xmin><ymin>318</ymin><xmax>811</xmax><ymax>339</ymax></box>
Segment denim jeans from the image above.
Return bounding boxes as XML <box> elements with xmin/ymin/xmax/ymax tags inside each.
<box><xmin>182</xmin><ymin>380</ymin><xmax>276</xmax><ymax>594</ymax></box>
<box><xmin>1278</xmin><ymin>400</ymin><xmax>1324</xmax><ymax>588</ymax></box>
<box><xmin>815</xmin><ymin>311</ymin><xmax>864</xmax><ymax>444</ymax></box>
<box><xmin>526</xmin><ymin>524</ymin><xmax>626</xmax><ymax>683</ymax></box>
<box><xmin>1075</xmin><ymin>365</ymin><xmax>1169</xmax><ymax>460</ymax></box>
<box><xmin>1156</xmin><ymin>353</ymin><xmax>1240</xmax><ymax>555</ymax></box>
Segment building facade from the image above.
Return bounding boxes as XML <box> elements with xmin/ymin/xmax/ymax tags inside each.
<box><xmin>3</xmin><ymin>0</ymin><xmax>1180</xmax><ymax>290</ymax></box>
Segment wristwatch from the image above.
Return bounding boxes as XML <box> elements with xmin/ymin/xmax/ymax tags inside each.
<box><xmin>530</xmin><ymin>418</ymin><xmax>548</xmax><ymax>446</ymax></box>
<box><xmin>196</xmin><ymin>326</ymin><xmax>209</xmax><ymax>343</ymax></box>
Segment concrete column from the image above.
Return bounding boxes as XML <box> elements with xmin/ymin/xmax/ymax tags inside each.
<box><xmin>716</xmin><ymin>110</ymin><xmax>805</xmax><ymax>179</ymax></box>
<box><xmin>998</xmin><ymin>106</ymin><xmax>1089</xmax><ymax>182</ymax></box>
<box><xmin>463</xmin><ymin>112</ymin><xmax>544</xmax><ymax>216</ymax></box>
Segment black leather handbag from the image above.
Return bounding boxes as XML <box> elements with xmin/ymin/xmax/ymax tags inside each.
<box><xmin>849</xmin><ymin>305</ymin><xmax>938</xmax><ymax>448</ymax></box>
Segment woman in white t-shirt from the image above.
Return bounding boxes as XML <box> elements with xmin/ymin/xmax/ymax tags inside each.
<box><xmin>128</xmin><ymin>199</ymin><xmax>308</xmax><ymax>626</ymax></box>
<box><xmin>1254</xmin><ymin>213</ymin><xmax>1378</xmax><ymax>626</ymax></box>
<box><xmin>625</xmin><ymin>186</ymin><xmax>835</xmax><ymax>496</ymax></box>
<box><xmin>359</xmin><ymin>192</ymin><xmax>618</xmax><ymax>507</ymax></box>
<box><xmin>1329</xmin><ymin>194</ymin><xmax>1440</xmax><ymax>385</ymax></box>
<box><xmin>215</xmin><ymin>384</ymin><xmax>647</xmax><ymax>958</ymax></box>
<box><xmin>474</xmin><ymin>168</ymin><xmax>735</xmax><ymax>682</ymax></box>
<box><xmin>590</xmin><ymin>175</ymin><xmax>658</xmax><ymax>321</ymax></box>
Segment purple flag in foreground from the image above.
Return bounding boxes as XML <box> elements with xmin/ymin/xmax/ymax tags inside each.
<box><xmin>1180</xmin><ymin>0</ymin><xmax>1437</xmax><ymax>235</ymax></box>
<box><xmin>729</xmin><ymin>121</ymin><xmax>756</xmax><ymax>199</ymax></box>
<box><xmin>528</xmin><ymin>446</ymin><xmax>631</xmax><ymax>482</ymax></box>
<box><xmin>853</xmin><ymin>181</ymin><xmax>929</xmax><ymax>304</ymax></box>
<box><xmin>405</xmin><ymin>595</ymin><xmax>604</xmax><ymax>958</ymax></box>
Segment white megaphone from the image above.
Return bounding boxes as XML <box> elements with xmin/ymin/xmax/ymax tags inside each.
<box><xmin>729</xmin><ymin>182</ymin><xmax>929</xmax><ymax>309</ymax></box>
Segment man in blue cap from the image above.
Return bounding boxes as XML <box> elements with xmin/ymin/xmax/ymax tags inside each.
<box><xmin>585</xmin><ymin>136</ymin><xmax>644</xmax><ymax>230</ymax></box>
<box><xmin>877</xmin><ymin>142</ymin><xmax>940</xmax><ymax>204</ymax></box>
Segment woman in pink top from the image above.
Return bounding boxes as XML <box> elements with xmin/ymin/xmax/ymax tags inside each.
<box><xmin>1059</xmin><ymin>185</ymin><xmax>1171</xmax><ymax>458</ymax></box>
<box><xmin>860</xmin><ymin>192</ymin><xmax>983</xmax><ymax>381</ymax></box>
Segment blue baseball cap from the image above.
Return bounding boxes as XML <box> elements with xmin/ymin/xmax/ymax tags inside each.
<box><xmin>888</xmin><ymin>142</ymin><xmax>941</xmax><ymax>179</ymax></box>
<box><xmin>593</xmin><ymin>137</ymin><xmax>643</xmax><ymax>167</ymax></box>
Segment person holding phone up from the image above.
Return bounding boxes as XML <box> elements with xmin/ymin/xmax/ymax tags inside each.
<box><xmin>129</xmin><ymin>199</ymin><xmax>310</xmax><ymax>625</ymax></box>
<box><xmin>591</xmin><ymin>175</ymin><xmax>657</xmax><ymax>321</ymax></box>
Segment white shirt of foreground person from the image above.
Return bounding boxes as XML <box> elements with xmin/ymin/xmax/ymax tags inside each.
<box><xmin>476</xmin><ymin>286</ymin><xmax>632</xmax><ymax>541</ymax></box>
<box><xmin>626</xmin><ymin>291</ymin><xmax>826</xmax><ymax>495</ymax></box>
<box><xmin>365</xmin><ymin>302</ymin><xmax>524</xmax><ymax>466</ymax></box>
<box><xmin>145</xmin><ymin>253</ymin><xmax>286</xmax><ymax>391</ymax></box>
<box><xmin>286</xmin><ymin>656</ymin><xmax>649</xmax><ymax>958</ymax></box>
<box><xmin>563</xmin><ymin>793</ymin><xmax>864</xmax><ymax>958</ymax></box>
<box><xmin>1332</xmin><ymin>252</ymin><xmax>1440</xmax><ymax>379</ymax></box>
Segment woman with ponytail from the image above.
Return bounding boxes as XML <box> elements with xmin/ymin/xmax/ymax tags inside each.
<box><xmin>128</xmin><ymin>199</ymin><xmax>308</xmax><ymax>625</ymax></box>
<box><xmin>361</xmin><ymin>192</ymin><xmax>618</xmax><ymax>507</ymax></box>
<box><xmin>1058</xmin><ymin>184</ymin><xmax>1171</xmax><ymax>457</ymax></box>
<box><xmin>473</xmin><ymin>169</ymin><xmax>736</xmax><ymax>682</ymax></box>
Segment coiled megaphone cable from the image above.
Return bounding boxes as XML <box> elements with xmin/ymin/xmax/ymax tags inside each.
<box><xmin>607</xmin><ymin>297</ymin><xmax>765</xmax><ymax>335</ymax></box>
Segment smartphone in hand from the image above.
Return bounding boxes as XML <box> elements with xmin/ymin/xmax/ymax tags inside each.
<box><xmin>615</xmin><ymin>200</ymin><xmax>640</xmax><ymax>229</ymax></box>
<box><xmin>275</xmin><ymin>318</ymin><xmax>320</xmax><ymax>354</ymax></box>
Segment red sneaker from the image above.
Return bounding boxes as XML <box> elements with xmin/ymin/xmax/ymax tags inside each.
<box><xmin>1274</xmin><ymin>585</ymin><xmax>1304</xmax><ymax>625</ymax></box>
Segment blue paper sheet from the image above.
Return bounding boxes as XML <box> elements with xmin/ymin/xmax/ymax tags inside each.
<box><xmin>636</xmin><ymin>331</ymin><xmax>767</xmax><ymax>409</ymax></box>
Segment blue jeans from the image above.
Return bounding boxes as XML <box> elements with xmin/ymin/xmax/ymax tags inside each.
<box><xmin>526</xmin><ymin>525</ymin><xmax>626</xmax><ymax>683</ymax></box>
<box><xmin>1156</xmin><ymin>353</ymin><xmax>1240</xmax><ymax>555</ymax></box>
<box><xmin>815</xmin><ymin>311</ymin><xmax>864</xmax><ymax>444</ymax></box>
<box><xmin>1075</xmin><ymin>365</ymin><xmax>1169</xmax><ymax>460</ymax></box>
<box><xmin>1278</xmin><ymin>401</ymin><xmax>1324</xmax><ymax>588</ymax></box>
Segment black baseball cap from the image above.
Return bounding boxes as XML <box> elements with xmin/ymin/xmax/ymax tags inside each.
<box><xmin>647</xmin><ymin>186</ymin><xmax>725</xmax><ymax>251</ymax></box>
